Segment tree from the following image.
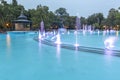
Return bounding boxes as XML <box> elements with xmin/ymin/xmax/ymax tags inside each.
<box><xmin>0</xmin><ymin>0</ymin><xmax>8</xmax><ymax>5</ymax></box>
<box><xmin>12</xmin><ymin>0</ymin><xmax>18</xmax><ymax>6</ymax></box>
<box><xmin>55</xmin><ymin>8</ymin><xmax>69</xmax><ymax>16</ymax></box>
<box><xmin>87</xmin><ymin>13</ymin><xmax>104</xmax><ymax>29</ymax></box>
<box><xmin>80</xmin><ymin>17</ymin><xmax>87</xmax><ymax>26</ymax></box>
<box><xmin>28</xmin><ymin>5</ymin><xmax>56</xmax><ymax>30</ymax></box>
<box><xmin>107</xmin><ymin>8</ymin><xmax>118</xmax><ymax>26</ymax></box>
<box><xmin>55</xmin><ymin>8</ymin><xmax>69</xmax><ymax>28</ymax></box>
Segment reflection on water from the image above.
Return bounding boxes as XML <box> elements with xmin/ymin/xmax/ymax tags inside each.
<box><xmin>104</xmin><ymin>49</ymin><xmax>113</xmax><ymax>65</ymax></box>
<box><xmin>104</xmin><ymin>49</ymin><xmax>113</xmax><ymax>55</ymax></box>
<box><xmin>116</xmin><ymin>31</ymin><xmax>119</xmax><ymax>36</ymax></box>
<box><xmin>6</xmin><ymin>34</ymin><xmax>11</xmax><ymax>47</ymax></box>
<box><xmin>74</xmin><ymin>49</ymin><xmax>79</xmax><ymax>62</ymax></box>
<box><xmin>104</xmin><ymin>36</ymin><xmax>118</xmax><ymax>50</ymax></box>
<box><xmin>56</xmin><ymin>44</ymin><xmax>61</xmax><ymax>63</ymax></box>
<box><xmin>38</xmin><ymin>39</ymin><xmax>42</xmax><ymax>48</ymax></box>
<box><xmin>6</xmin><ymin>34</ymin><xmax>11</xmax><ymax>56</ymax></box>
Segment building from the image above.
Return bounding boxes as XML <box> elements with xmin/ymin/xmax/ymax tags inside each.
<box><xmin>12</xmin><ymin>11</ymin><xmax>32</xmax><ymax>31</ymax></box>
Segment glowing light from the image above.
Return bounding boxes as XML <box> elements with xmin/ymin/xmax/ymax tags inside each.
<box><xmin>38</xmin><ymin>30</ymin><xmax>42</xmax><ymax>40</ymax></box>
<box><xmin>116</xmin><ymin>31</ymin><xmax>119</xmax><ymax>36</ymax></box>
<box><xmin>55</xmin><ymin>33</ymin><xmax>61</xmax><ymax>45</ymax></box>
<box><xmin>74</xmin><ymin>30</ymin><xmax>79</xmax><ymax>48</ymax></box>
<box><xmin>74</xmin><ymin>30</ymin><xmax>77</xmax><ymax>34</ymax></box>
<box><xmin>103</xmin><ymin>30</ymin><xmax>106</xmax><ymax>36</ymax></box>
<box><xmin>6</xmin><ymin>34</ymin><xmax>11</xmax><ymax>57</ymax></box>
<box><xmin>6</xmin><ymin>34</ymin><xmax>11</xmax><ymax>48</ymax></box>
<box><xmin>6</xmin><ymin>23</ymin><xmax>9</xmax><ymax>26</ymax></box>
<box><xmin>40</xmin><ymin>21</ymin><xmax>44</xmax><ymax>35</ymax></box>
<box><xmin>104</xmin><ymin>49</ymin><xmax>113</xmax><ymax>65</ymax></box>
<box><xmin>74</xmin><ymin>43</ymin><xmax>79</xmax><ymax>51</ymax></box>
<box><xmin>104</xmin><ymin>36</ymin><xmax>117</xmax><ymax>50</ymax></box>
<box><xmin>104</xmin><ymin>49</ymin><xmax>113</xmax><ymax>55</ymax></box>
<box><xmin>107</xmin><ymin>30</ymin><xmax>109</xmax><ymax>33</ymax></box>
<box><xmin>38</xmin><ymin>21</ymin><xmax>45</xmax><ymax>40</ymax></box>
<box><xmin>98</xmin><ymin>30</ymin><xmax>100</xmax><ymax>35</ymax></box>
<box><xmin>90</xmin><ymin>30</ymin><xmax>93</xmax><ymax>34</ymax></box>
<box><xmin>67</xmin><ymin>31</ymin><xmax>70</xmax><ymax>34</ymax></box>
<box><xmin>56</xmin><ymin>44</ymin><xmax>61</xmax><ymax>63</ymax></box>
<box><xmin>82</xmin><ymin>30</ymin><xmax>86</xmax><ymax>36</ymax></box>
<box><xmin>53</xmin><ymin>30</ymin><xmax>56</xmax><ymax>35</ymax></box>
<box><xmin>74</xmin><ymin>44</ymin><xmax>79</xmax><ymax>47</ymax></box>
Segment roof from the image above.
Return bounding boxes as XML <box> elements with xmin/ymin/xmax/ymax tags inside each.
<box><xmin>18</xmin><ymin>13</ymin><xmax>27</xmax><ymax>20</ymax></box>
<box><xmin>13</xmin><ymin>19</ymin><xmax>32</xmax><ymax>23</ymax></box>
<box><xmin>12</xmin><ymin>11</ymin><xmax>32</xmax><ymax>23</ymax></box>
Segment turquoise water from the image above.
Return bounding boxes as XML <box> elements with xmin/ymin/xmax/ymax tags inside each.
<box><xmin>0</xmin><ymin>31</ymin><xmax>120</xmax><ymax>80</ymax></box>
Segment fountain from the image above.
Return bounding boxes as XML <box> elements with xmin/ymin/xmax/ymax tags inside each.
<box><xmin>40</xmin><ymin>21</ymin><xmax>45</xmax><ymax>35</ymax></box>
<box><xmin>58</xmin><ymin>28</ymin><xmax>67</xmax><ymax>34</ymax></box>
<box><xmin>96</xmin><ymin>29</ymin><xmax>100</xmax><ymax>35</ymax></box>
<box><xmin>55</xmin><ymin>33</ymin><xmax>61</xmax><ymax>45</ymax></box>
<box><xmin>74</xmin><ymin>16</ymin><xmax>81</xmax><ymax>47</ymax></box>
<box><xmin>116</xmin><ymin>31</ymin><xmax>119</xmax><ymax>36</ymax></box>
<box><xmin>39</xmin><ymin>21</ymin><xmax>45</xmax><ymax>40</ymax></box>
<box><xmin>88</xmin><ymin>25</ymin><xmax>93</xmax><ymax>34</ymax></box>
<box><xmin>82</xmin><ymin>25</ymin><xmax>86</xmax><ymax>35</ymax></box>
<box><xmin>35</xmin><ymin>16</ymin><xmax>120</xmax><ymax>58</ymax></box>
<box><xmin>75</xmin><ymin>16</ymin><xmax>81</xmax><ymax>30</ymax></box>
<box><xmin>35</xmin><ymin>27</ymin><xmax>120</xmax><ymax>57</ymax></box>
<box><xmin>67</xmin><ymin>30</ymin><xmax>70</xmax><ymax>34</ymax></box>
<box><xmin>104</xmin><ymin>36</ymin><xmax>118</xmax><ymax>50</ymax></box>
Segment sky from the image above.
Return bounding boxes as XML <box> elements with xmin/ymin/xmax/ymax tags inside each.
<box><xmin>5</xmin><ymin>0</ymin><xmax>120</xmax><ymax>17</ymax></box>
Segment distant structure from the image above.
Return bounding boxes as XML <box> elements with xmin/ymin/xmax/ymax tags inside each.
<box><xmin>12</xmin><ymin>11</ymin><xmax>32</xmax><ymax>31</ymax></box>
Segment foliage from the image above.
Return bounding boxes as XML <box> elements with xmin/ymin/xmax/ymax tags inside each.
<box><xmin>0</xmin><ymin>0</ymin><xmax>120</xmax><ymax>31</ymax></box>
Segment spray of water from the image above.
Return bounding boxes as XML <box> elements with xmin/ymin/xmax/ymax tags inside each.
<box><xmin>55</xmin><ymin>33</ymin><xmax>61</xmax><ymax>45</ymax></box>
<box><xmin>39</xmin><ymin>21</ymin><xmax>45</xmax><ymax>40</ymax></box>
<box><xmin>104</xmin><ymin>36</ymin><xmax>117</xmax><ymax>50</ymax></box>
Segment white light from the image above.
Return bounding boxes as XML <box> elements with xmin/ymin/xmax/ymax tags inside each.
<box><xmin>55</xmin><ymin>33</ymin><xmax>61</xmax><ymax>45</ymax></box>
<box><xmin>104</xmin><ymin>36</ymin><xmax>117</xmax><ymax>50</ymax></box>
<box><xmin>74</xmin><ymin>43</ymin><xmax>79</xmax><ymax>47</ymax></box>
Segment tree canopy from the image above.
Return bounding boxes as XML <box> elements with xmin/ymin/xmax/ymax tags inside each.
<box><xmin>0</xmin><ymin>0</ymin><xmax>120</xmax><ymax>31</ymax></box>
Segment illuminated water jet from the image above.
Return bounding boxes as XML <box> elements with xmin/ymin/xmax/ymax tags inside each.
<box><xmin>104</xmin><ymin>36</ymin><xmax>118</xmax><ymax>50</ymax></box>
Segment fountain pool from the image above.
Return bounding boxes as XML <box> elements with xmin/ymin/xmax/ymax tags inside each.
<box><xmin>0</xmin><ymin>31</ymin><xmax>120</xmax><ymax>80</ymax></box>
<box><xmin>37</xmin><ymin>30</ymin><xmax>120</xmax><ymax>57</ymax></box>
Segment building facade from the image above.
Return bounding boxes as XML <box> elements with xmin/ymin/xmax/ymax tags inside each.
<box><xmin>12</xmin><ymin>11</ymin><xmax>32</xmax><ymax>31</ymax></box>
